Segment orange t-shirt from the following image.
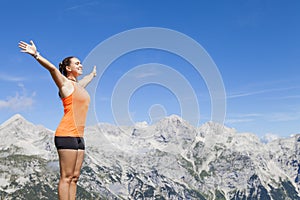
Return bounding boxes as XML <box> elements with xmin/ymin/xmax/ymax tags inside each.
<box><xmin>55</xmin><ymin>82</ymin><xmax>90</xmax><ymax>137</ymax></box>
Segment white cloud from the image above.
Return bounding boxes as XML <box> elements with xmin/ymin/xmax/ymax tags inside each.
<box><xmin>227</xmin><ymin>86</ymin><xmax>300</xmax><ymax>99</ymax></box>
<box><xmin>267</xmin><ymin>112</ymin><xmax>300</xmax><ymax>122</ymax></box>
<box><xmin>226</xmin><ymin>113</ymin><xmax>261</xmax><ymax>124</ymax></box>
<box><xmin>226</xmin><ymin>111</ymin><xmax>300</xmax><ymax>125</ymax></box>
<box><xmin>0</xmin><ymin>73</ymin><xmax>26</xmax><ymax>82</ymax></box>
<box><xmin>0</xmin><ymin>84</ymin><xmax>35</xmax><ymax>111</ymax></box>
<box><xmin>65</xmin><ymin>1</ymin><xmax>99</xmax><ymax>11</ymax></box>
<box><xmin>132</xmin><ymin>71</ymin><xmax>160</xmax><ymax>79</ymax></box>
<box><xmin>225</xmin><ymin>118</ymin><xmax>254</xmax><ymax>124</ymax></box>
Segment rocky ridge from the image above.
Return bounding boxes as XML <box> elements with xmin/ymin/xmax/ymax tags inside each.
<box><xmin>0</xmin><ymin>114</ymin><xmax>299</xmax><ymax>199</ymax></box>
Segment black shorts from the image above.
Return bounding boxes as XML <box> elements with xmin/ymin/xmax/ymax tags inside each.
<box><xmin>54</xmin><ymin>136</ymin><xmax>85</xmax><ymax>150</ymax></box>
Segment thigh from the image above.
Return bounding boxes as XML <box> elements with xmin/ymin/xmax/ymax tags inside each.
<box><xmin>57</xmin><ymin>149</ymin><xmax>78</xmax><ymax>177</ymax></box>
<box><xmin>73</xmin><ymin>150</ymin><xmax>85</xmax><ymax>177</ymax></box>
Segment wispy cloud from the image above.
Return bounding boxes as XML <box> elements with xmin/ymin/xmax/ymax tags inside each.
<box><xmin>226</xmin><ymin>113</ymin><xmax>261</xmax><ymax>124</ymax></box>
<box><xmin>132</xmin><ymin>71</ymin><xmax>160</xmax><ymax>79</ymax></box>
<box><xmin>0</xmin><ymin>84</ymin><xmax>35</xmax><ymax>111</ymax></box>
<box><xmin>226</xmin><ymin>111</ymin><xmax>300</xmax><ymax>125</ymax></box>
<box><xmin>0</xmin><ymin>73</ymin><xmax>26</xmax><ymax>82</ymax></box>
<box><xmin>266</xmin><ymin>112</ymin><xmax>300</xmax><ymax>122</ymax></box>
<box><xmin>268</xmin><ymin>95</ymin><xmax>300</xmax><ymax>100</ymax></box>
<box><xmin>227</xmin><ymin>86</ymin><xmax>300</xmax><ymax>99</ymax></box>
<box><xmin>65</xmin><ymin>1</ymin><xmax>99</xmax><ymax>11</ymax></box>
<box><xmin>226</xmin><ymin>118</ymin><xmax>254</xmax><ymax>124</ymax></box>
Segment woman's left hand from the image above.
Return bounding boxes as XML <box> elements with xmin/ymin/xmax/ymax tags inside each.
<box><xmin>18</xmin><ymin>40</ymin><xmax>37</xmax><ymax>56</ymax></box>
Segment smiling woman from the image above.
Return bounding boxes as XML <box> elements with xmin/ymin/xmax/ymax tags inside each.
<box><xmin>18</xmin><ymin>40</ymin><xmax>97</xmax><ymax>200</ymax></box>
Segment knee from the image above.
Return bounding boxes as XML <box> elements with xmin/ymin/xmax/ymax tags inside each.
<box><xmin>60</xmin><ymin>175</ymin><xmax>73</xmax><ymax>184</ymax></box>
<box><xmin>70</xmin><ymin>173</ymin><xmax>80</xmax><ymax>184</ymax></box>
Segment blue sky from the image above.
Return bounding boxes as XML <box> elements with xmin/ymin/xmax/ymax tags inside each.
<box><xmin>0</xmin><ymin>0</ymin><xmax>300</xmax><ymax>140</ymax></box>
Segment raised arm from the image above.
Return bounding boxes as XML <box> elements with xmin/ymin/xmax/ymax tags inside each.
<box><xmin>18</xmin><ymin>40</ymin><xmax>66</xmax><ymax>88</ymax></box>
<box><xmin>78</xmin><ymin>66</ymin><xmax>97</xmax><ymax>88</ymax></box>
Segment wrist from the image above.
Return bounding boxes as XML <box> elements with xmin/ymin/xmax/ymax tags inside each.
<box><xmin>32</xmin><ymin>51</ymin><xmax>40</xmax><ymax>59</ymax></box>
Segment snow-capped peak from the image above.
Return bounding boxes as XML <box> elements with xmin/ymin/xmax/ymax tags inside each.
<box><xmin>0</xmin><ymin>113</ymin><xmax>28</xmax><ymax>128</ymax></box>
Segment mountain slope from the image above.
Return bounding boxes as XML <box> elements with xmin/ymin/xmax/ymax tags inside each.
<box><xmin>0</xmin><ymin>114</ymin><xmax>299</xmax><ymax>199</ymax></box>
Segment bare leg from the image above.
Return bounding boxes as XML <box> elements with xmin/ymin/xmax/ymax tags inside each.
<box><xmin>69</xmin><ymin>150</ymin><xmax>85</xmax><ymax>200</ymax></box>
<box><xmin>57</xmin><ymin>150</ymin><xmax>78</xmax><ymax>200</ymax></box>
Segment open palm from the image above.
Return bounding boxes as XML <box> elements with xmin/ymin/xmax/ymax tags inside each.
<box><xmin>18</xmin><ymin>40</ymin><xmax>37</xmax><ymax>56</ymax></box>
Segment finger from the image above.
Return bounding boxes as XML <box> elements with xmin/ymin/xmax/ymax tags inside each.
<box><xmin>18</xmin><ymin>41</ymin><xmax>27</xmax><ymax>47</ymax></box>
<box><xmin>19</xmin><ymin>41</ymin><xmax>27</xmax><ymax>45</ymax></box>
<box><xmin>18</xmin><ymin>44</ymin><xmax>27</xmax><ymax>50</ymax></box>
<box><xmin>30</xmin><ymin>40</ymin><xmax>36</xmax><ymax>48</ymax></box>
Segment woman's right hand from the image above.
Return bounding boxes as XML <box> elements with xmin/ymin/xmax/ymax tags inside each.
<box><xmin>18</xmin><ymin>40</ymin><xmax>37</xmax><ymax>56</ymax></box>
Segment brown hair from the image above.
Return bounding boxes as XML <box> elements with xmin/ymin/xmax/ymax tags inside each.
<box><xmin>59</xmin><ymin>56</ymin><xmax>75</xmax><ymax>77</ymax></box>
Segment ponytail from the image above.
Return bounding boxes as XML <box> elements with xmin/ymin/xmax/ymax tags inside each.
<box><xmin>59</xmin><ymin>56</ymin><xmax>75</xmax><ymax>77</ymax></box>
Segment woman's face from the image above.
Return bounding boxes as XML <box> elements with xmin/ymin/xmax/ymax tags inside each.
<box><xmin>68</xmin><ymin>57</ymin><xmax>83</xmax><ymax>76</ymax></box>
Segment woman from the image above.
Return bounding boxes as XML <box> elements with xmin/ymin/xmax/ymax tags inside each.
<box><xmin>18</xmin><ymin>40</ymin><xmax>96</xmax><ymax>200</ymax></box>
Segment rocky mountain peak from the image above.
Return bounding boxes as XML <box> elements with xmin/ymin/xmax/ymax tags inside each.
<box><xmin>199</xmin><ymin>120</ymin><xmax>233</xmax><ymax>133</ymax></box>
<box><xmin>0</xmin><ymin>113</ymin><xmax>27</xmax><ymax>127</ymax></box>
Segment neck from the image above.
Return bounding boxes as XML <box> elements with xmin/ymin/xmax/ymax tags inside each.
<box><xmin>67</xmin><ymin>77</ymin><xmax>77</xmax><ymax>82</ymax></box>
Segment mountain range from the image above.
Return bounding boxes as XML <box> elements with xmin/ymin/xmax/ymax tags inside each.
<box><xmin>0</xmin><ymin>114</ymin><xmax>299</xmax><ymax>199</ymax></box>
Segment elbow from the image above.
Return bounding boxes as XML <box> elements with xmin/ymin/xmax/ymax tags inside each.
<box><xmin>49</xmin><ymin>67</ymin><xmax>58</xmax><ymax>74</ymax></box>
